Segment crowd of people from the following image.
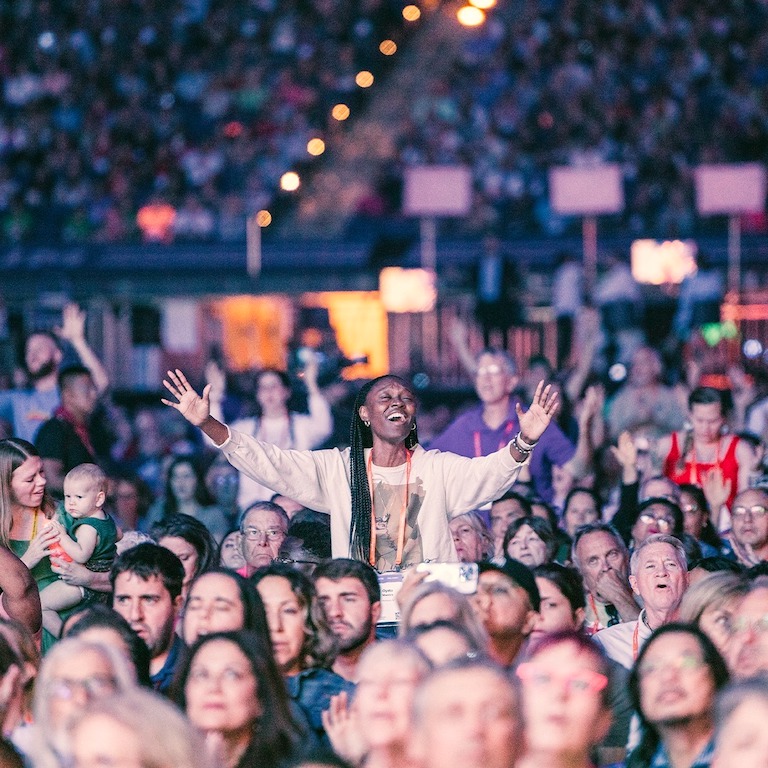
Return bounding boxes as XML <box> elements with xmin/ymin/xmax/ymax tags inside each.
<box><xmin>0</xmin><ymin>298</ymin><xmax>767</xmax><ymax>768</ymax></box>
<box><xmin>4</xmin><ymin>1</ymin><xmax>768</xmax><ymax>245</ymax></box>
<box><xmin>0</xmin><ymin>0</ymin><xmax>412</xmax><ymax>245</ymax></box>
<box><xmin>381</xmin><ymin>0</ymin><xmax>768</xmax><ymax>238</ymax></box>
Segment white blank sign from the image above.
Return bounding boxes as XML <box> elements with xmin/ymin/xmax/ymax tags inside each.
<box><xmin>402</xmin><ymin>166</ymin><xmax>472</xmax><ymax>217</ymax></box>
<box><xmin>549</xmin><ymin>165</ymin><xmax>624</xmax><ymax>215</ymax></box>
<box><xmin>694</xmin><ymin>164</ymin><xmax>766</xmax><ymax>215</ymax></box>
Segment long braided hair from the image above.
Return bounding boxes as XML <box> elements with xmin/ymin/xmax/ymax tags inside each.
<box><xmin>348</xmin><ymin>375</ymin><xmax>419</xmax><ymax>564</ymax></box>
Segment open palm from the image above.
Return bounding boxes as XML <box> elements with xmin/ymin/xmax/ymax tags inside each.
<box><xmin>161</xmin><ymin>369</ymin><xmax>212</xmax><ymax>426</ymax></box>
<box><xmin>516</xmin><ymin>381</ymin><xmax>559</xmax><ymax>443</ymax></box>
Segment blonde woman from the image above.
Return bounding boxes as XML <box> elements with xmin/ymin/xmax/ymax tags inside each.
<box><xmin>70</xmin><ymin>689</ymin><xmax>209</xmax><ymax>768</ymax></box>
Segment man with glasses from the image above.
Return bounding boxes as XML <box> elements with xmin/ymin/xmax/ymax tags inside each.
<box><xmin>594</xmin><ymin>535</ymin><xmax>689</xmax><ymax>669</ymax></box>
<box><xmin>726</xmin><ymin>575</ymin><xmax>768</xmax><ymax>678</ymax></box>
<box><xmin>630</xmin><ymin>497</ymin><xmax>684</xmax><ymax>548</ymax></box>
<box><xmin>429</xmin><ymin>349</ymin><xmax>584</xmax><ymax>504</ymax></box>
<box><xmin>472</xmin><ymin>559</ymin><xmax>540</xmax><ymax>668</ymax></box>
<box><xmin>237</xmin><ymin>500</ymin><xmax>289</xmax><ymax>576</ymax></box>
<box><xmin>725</xmin><ymin>488</ymin><xmax>768</xmax><ymax>566</ymax></box>
<box><xmin>631</xmin><ymin>625</ymin><xmax>729</xmax><ymax>768</ymax></box>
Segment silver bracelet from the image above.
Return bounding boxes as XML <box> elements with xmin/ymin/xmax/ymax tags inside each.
<box><xmin>512</xmin><ymin>434</ymin><xmax>534</xmax><ymax>457</ymax></box>
<box><xmin>515</xmin><ymin>432</ymin><xmax>538</xmax><ymax>451</ymax></box>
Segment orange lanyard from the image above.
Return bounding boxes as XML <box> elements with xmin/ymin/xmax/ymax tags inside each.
<box><xmin>473</xmin><ymin>421</ymin><xmax>515</xmax><ymax>457</ymax></box>
<box><xmin>632</xmin><ymin>620</ymin><xmax>641</xmax><ymax>660</ymax></box>
<box><xmin>588</xmin><ymin>593</ymin><xmax>601</xmax><ymax>635</ymax></box>
<box><xmin>367</xmin><ymin>449</ymin><xmax>412</xmax><ymax>569</ymax></box>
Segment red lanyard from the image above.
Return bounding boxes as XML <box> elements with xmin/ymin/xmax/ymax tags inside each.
<box><xmin>632</xmin><ymin>620</ymin><xmax>641</xmax><ymax>660</ymax></box>
<box><xmin>473</xmin><ymin>421</ymin><xmax>515</xmax><ymax>457</ymax></box>
<box><xmin>367</xmin><ymin>450</ymin><xmax>412</xmax><ymax>568</ymax></box>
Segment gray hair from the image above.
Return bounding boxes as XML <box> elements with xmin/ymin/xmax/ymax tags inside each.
<box><xmin>451</xmin><ymin>511</ymin><xmax>494</xmax><ymax>560</ymax></box>
<box><xmin>679</xmin><ymin>571</ymin><xmax>747</xmax><ymax>626</ymax></box>
<box><xmin>571</xmin><ymin>522</ymin><xmax>628</xmax><ymax>570</ymax></box>
<box><xmin>31</xmin><ymin>638</ymin><xmax>137</xmax><ymax>768</ymax></box>
<box><xmin>475</xmin><ymin>348</ymin><xmax>518</xmax><ymax>376</ymax></box>
<box><xmin>240</xmin><ymin>500</ymin><xmax>290</xmax><ymax>531</ymax></box>
<box><xmin>629</xmin><ymin>534</ymin><xmax>687</xmax><ymax>575</ymax></box>
<box><xmin>398</xmin><ymin>580</ymin><xmax>489</xmax><ymax>650</ymax></box>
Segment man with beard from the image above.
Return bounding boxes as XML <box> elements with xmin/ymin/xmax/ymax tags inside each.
<box><xmin>110</xmin><ymin>543</ymin><xmax>185</xmax><ymax>694</ymax></box>
<box><xmin>313</xmin><ymin>558</ymin><xmax>381</xmax><ymax>682</ymax></box>
<box><xmin>629</xmin><ymin>624</ymin><xmax>729</xmax><ymax>768</ymax></box>
<box><xmin>0</xmin><ymin>304</ymin><xmax>108</xmax><ymax>442</ymax></box>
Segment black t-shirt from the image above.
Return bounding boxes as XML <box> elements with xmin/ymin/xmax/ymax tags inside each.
<box><xmin>35</xmin><ymin>416</ymin><xmax>96</xmax><ymax>474</ymax></box>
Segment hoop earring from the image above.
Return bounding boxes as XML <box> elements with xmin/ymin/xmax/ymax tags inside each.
<box><xmin>411</xmin><ymin>422</ymin><xmax>417</xmax><ymax>432</ymax></box>
<box><xmin>363</xmin><ymin>420</ymin><xmax>370</xmax><ymax>427</ymax></box>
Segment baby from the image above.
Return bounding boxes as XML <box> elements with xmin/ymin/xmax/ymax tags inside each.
<box><xmin>40</xmin><ymin>463</ymin><xmax>118</xmax><ymax>637</ymax></box>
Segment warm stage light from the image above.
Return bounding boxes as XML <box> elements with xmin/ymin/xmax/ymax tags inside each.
<box><xmin>403</xmin><ymin>5</ymin><xmax>421</xmax><ymax>21</ymax></box>
<box><xmin>457</xmin><ymin>5</ymin><xmax>485</xmax><ymax>26</ymax></box>
<box><xmin>469</xmin><ymin>0</ymin><xmax>496</xmax><ymax>8</ymax></box>
<box><xmin>280</xmin><ymin>172</ymin><xmax>300</xmax><ymax>192</ymax></box>
<box><xmin>255</xmin><ymin>210</ymin><xmax>272</xmax><ymax>227</ymax></box>
<box><xmin>379</xmin><ymin>39</ymin><xmax>397</xmax><ymax>55</ymax></box>
<box><xmin>356</xmin><ymin>71</ymin><xmax>374</xmax><ymax>88</ymax></box>
<box><xmin>332</xmin><ymin>104</ymin><xmax>351</xmax><ymax>121</ymax></box>
<box><xmin>307</xmin><ymin>138</ymin><xmax>326</xmax><ymax>156</ymax></box>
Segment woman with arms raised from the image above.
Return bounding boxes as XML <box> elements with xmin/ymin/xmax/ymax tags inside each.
<box><xmin>163</xmin><ymin>371</ymin><xmax>557</xmax><ymax>571</ymax></box>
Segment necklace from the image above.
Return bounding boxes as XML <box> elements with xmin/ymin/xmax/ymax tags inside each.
<box><xmin>366</xmin><ymin>449</ymin><xmax>412</xmax><ymax>569</ymax></box>
<box><xmin>690</xmin><ymin>437</ymin><xmax>721</xmax><ymax>485</ymax></box>
<box><xmin>31</xmin><ymin>509</ymin><xmax>39</xmax><ymax>539</ymax></box>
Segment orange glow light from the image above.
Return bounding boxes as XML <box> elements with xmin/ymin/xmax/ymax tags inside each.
<box><xmin>469</xmin><ymin>0</ymin><xmax>496</xmax><ymax>8</ymax></box>
<box><xmin>403</xmin><ymin>5</ymin><xmax>421</xmax><ymax>21</ymax></box>
<box><xmin>280</xmin><ymin>172</ymin><xmax>300</xmax><ymax>192</ymax></box>
<box><xmin>355</xmin><ymin>70</ymin><xmax>374</xmax><ymax>88</ymax></box>
<box><xmin>331</xmin><ymin>104</ymin><xmax>350</xmax><ymax>121</ymax></box>
<box><xmin>379</xmin><ymin>39</ymin><xmax>397</xmax><ymax>55</ymax></box>
<box><xmin>255</xmin><ymin>210</ymin><xmax>272</xmax><ymax>227</ymax></box>
<box><xmin>307</xmin><ymin>138</ymin><xmax>326</xmax><ymax>156</ymax></box>
<box><xmin>457</xmin><ymin>5</ymin><xmax>485</xmax><ymax>25</ymax></box>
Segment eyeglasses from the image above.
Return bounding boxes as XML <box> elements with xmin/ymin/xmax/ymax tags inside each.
<box><xmin>516</xmin><ymin>663</ymin><xmax>608</xmax><ymax>694</ymax></box>
<box><xmin>275</xmin><ymin>557</ymin><xmax>320</xmax><ymax>566</ymax></box>
<box><xmin>730</xmin><ymin>614</ymin><xmax>768</xmax><ymax>636</ymax></box>
<box><xmin>638</xmin><ymin>514</ymin><xmax>674</xmax><ymax>529</ymax></box>
<box><xmin>732</xmin><ymin>505</ymin><xmax>768</xmax><ymax>520</ymax></box>
<box><xmin>637</xmin><ymin>652</ymin><xmax>705</xmax><ymax>678</ymax></box>
<box><xmin>476</xmin><ymin>364</ymin><xmax>506</xmax><ymax>377</ymax></box>
<box><xmin>241</xmin><ymin>527</ymin><xmax>285</xmax><ymax>541</ymax></box>
<box><xmin>49</xmin><ymin>676</ymin><xmax>117</xmax><ymax>700</ymax></box>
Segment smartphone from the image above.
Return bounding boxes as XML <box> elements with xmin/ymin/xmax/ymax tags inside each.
<box><xmin>416</xmin><ymin>562</ymin><xmax>479</xmax><ymax>595</ymax></box>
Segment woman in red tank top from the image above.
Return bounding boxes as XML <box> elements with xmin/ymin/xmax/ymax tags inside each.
<box><xmin>658</xmin><ymin>387</ymin><xmax>755</xmax><ymax>512</ymax></box>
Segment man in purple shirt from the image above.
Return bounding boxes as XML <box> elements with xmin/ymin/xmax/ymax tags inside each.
<box><xmin>429</xmin><ymin>349</ymin><xmax>585</xmax><ymax>503</ymax></box>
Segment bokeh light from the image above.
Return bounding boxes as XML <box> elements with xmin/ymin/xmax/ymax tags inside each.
<box><xmin>469</xmin><ymin>0</ymin><xmax>496</xmax><ymax>8</ymax></box>
<box><xmin>255</xmin><ymin>210</ymin><xmax>272</xmax><ymax>227</ymax></box>
<box><xmin>403</xmin><ymin>5</ymin><xmax>421</xmax><ymax>21</ymax></box>
<box><xmin>280</xmin><ymin>172</ymin><xmax>300</xmax><ymax>192</ymax></box>
<box><xmin>332</xmin><ymin>104</ymin><xmax>351</xmax><ymax>121</ymax></box>
<box><xmin>307</xmin><ymin>138</ymin><xmax>326</xmax><ymax>156</ymax></box>
<box><xmin>457</xmin><ymin>5</ymin><xmax>485</xmax><ymax>25</ymax></box>
<box><xmin>356</xmin><ymin>71</ymin><xmax>374</xmax><ymax>88</ymax></box>
<box><xmin>379</xmin><ymin>39</ymin><xmax>397</xmax><ymax>55</ymax></box>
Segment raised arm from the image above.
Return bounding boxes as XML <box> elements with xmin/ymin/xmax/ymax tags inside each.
<box><xmin>0</xmin><ymin>546</ymin><xmax>42</xmax><ymax>635</ymax></box>
<box><xmin>162</xmin><ymin>369</ymin><xmax>230</xmax><ymax>445</ymax></box>
<box><xmin>56</xmin><ymin>303</ymin><xmax>109</xmax><ymax>394</ymax></box>
<box><xmin>512</xmin><ymin>381</ymin><xmax>559</xmax><ymax>461</ymax></box>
